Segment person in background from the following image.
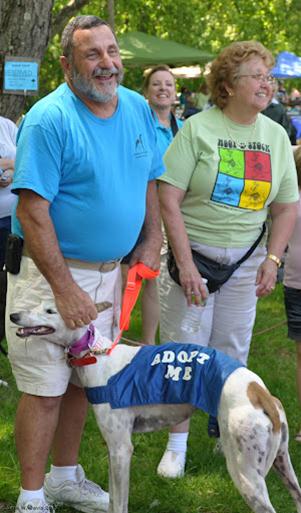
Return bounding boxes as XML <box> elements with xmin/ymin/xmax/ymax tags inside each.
<box><xmin>289</xmin><ymin>88</ymin><xmax>301</xmax><ymax>105</ymax></box>
<box><xmin>0</xmin><ymin>115</ymin><xmax>17</xmax><ymax>348</ymax></box>
<box><xmin>6</xmin><ymin>15</ymin><xmax>163</xmax><ymax>513</ymax></box>
<box><xmin>182</xmin><ymin>90</ymin><xmax>200</xmax><ymax>119</ymax></box>
<box><xmin>276</xmin><ymin>80</ymin><xmax>288</xmax><ymax>105</ymax></box>
<box><xmin>179</xmin><ymin>86</ymin><xmax>190</xmax><ymax>109</ymax></box>
<box><xmin>283</xmin><ymin>145</ymin><xmax>301</xmax><ymax>442</ymax></box>
<box><xmin>262</xmin><ymin>82</ymin><xmax>296</xmax><ymax>144</ymax></box>
<box><xmin>194</xmin><ymin>82</ymin><xmax>210</xmax><ymax>111</ymax></box>
<box><xmin>157</xmin><ymin>40</ymin><xmax>299</xmax><ymax>479</ymax></box>
<box><xmin>122</xmin><ymin>65</ymin><xmax>182</xmax><ymax>344</ymax></box>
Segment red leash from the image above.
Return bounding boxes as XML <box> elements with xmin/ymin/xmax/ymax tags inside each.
<box><xmin>107</xmin><ymin>263</ymin><xmax>159</xmax><ymax>355</ymax></box>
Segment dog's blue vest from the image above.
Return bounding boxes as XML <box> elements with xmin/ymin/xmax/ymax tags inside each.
<box><xmin>85</xmin><ymin>343</ymin><xmax>243</xmax><ymax>417</ymax></box>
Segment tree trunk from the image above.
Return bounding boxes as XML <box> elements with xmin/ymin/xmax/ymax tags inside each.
<box><xmin>107</xmin><ymin>0</ymin><xmax>115</xmax><ymax>31</ymax></box>
<box><xmin>0</xmin><ymin>0</ymin><xmax>54</xmax><ymax>122</ymax></box>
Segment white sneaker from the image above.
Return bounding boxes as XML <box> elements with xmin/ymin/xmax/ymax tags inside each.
<box><xmin>157</xmin><ymin>450</ymin><xmax>186</xmax><ymax>478</ymax></box>
<box><xmin>44</xmin><ymin>464</ymin><xmax>109</xmax><ymax>513</ymax></box>
<box><xmin>15</xmin><ymin>497</ymin><xmax>54</xmax><ymax>513</ymax></box>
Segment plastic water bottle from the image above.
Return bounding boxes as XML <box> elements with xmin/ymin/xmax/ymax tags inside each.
<box><xmin>181</xmin><ymin>304</ymin><xmax>203</xmax><ymax>333</ymax></box>
<box><xmin>180</xmin><ymin>280</ymin><xmax>209</xmax><ymax>334</ymax></box>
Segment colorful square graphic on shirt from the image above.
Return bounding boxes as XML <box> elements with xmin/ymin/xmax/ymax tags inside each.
<box><xmin>239</xmin><ymin>179</ymin><xmax>271</xmax><ymax>210</ymax></box>
<box><xmin>245</xmin><ymin>151</ymin><xmax>271</xmax><ymax>181</ymax></box>
<box><xmin>211</xmin><ymin>146</ymin><xmax>272</xmax><ymax>210</ymax></box>
<box><xmin>211</xmin><ymin>173</ymin><xmax>244</xmax><ymax>206</ymax></box>
<box><xmin>219</xmin><ymin>148</ymin><xmax>245</xmax><ymax>179</ymax></box>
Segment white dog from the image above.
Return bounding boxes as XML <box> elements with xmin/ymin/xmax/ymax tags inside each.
<box><xmin>9</xmin><ymin>301</ymin><xmax>301</xmax><ymax>513</ymax></box>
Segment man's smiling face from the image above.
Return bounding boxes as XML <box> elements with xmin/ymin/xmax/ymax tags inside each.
<box><xmin>66</xmin><ymin>25</ymin><xmax>124</xmax><ymax>104</ymax></box>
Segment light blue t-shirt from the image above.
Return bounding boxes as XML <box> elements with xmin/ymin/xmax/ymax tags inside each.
<box><xmin>12</xmin><ymin>84</ymin><xmax>164</xmax><ymax>261</ymax></box>
<box><xmin>151</xmin><ymin>110</ymin><xmax>183</xmax><ymax>158</ymax></box>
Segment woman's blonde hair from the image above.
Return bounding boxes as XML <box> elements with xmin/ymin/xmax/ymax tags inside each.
<box><xmin>143</xmin><ymin>65</ymin><xmax>175</xmax><ymax>95</ymax></box>
<box><xmin>206</xmin><ymin>40</ymin><xmax>274</xmax><ymax>109</ymax></box>
<box><xmin>294</xmin><ymin>146</ymin><xmax>301</xmax><ymax>188</ymax></box>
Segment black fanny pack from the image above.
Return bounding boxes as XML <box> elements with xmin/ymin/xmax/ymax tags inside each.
<box><xmin>167</xmin><ymin>224</ymin><xmax>266</xmax><ymax>294</ymax></box>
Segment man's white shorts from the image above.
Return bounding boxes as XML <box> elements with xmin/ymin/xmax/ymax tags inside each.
<box><xmin>6</xmin><ymin>256</ymin><xmax>121</xmax><ymax>396</ymax></box>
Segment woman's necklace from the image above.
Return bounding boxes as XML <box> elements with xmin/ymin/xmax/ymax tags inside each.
<box><xmin>222</xmin><ymin>112</ymin><xmax>257</xmax><ymax>149</ymax></box>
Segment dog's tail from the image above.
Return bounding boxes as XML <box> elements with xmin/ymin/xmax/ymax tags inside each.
<box><xmin>247</xmin><ymin>381</ymin><xmax>281</xmax><ymax>433</ymax></box>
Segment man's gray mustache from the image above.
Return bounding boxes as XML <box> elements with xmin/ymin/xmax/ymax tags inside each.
<box><xmin>93</xmin><ymin>68</ymin><xmax>119</xmax><ymax>77</ymax></box>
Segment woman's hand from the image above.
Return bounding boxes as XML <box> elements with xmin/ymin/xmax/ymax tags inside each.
<box><xmin>178</xmin><ymin>260</ymin><xmax>208</xmax><ymax>306</ymax></box>
<box><xmin>255</xmin><ymin>257</ymin><xmax>278</xmax><ymax>297</ymax></box>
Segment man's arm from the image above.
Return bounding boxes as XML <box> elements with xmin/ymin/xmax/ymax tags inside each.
<box><xmin>129</xmin><ymin>180</ymin><xmax>163</xmax><ymax>269</ymax></box>
<box><xmin>17</xmin><ymin>190</ymin><xmax>97</xmax><ymax>328</ymax></box>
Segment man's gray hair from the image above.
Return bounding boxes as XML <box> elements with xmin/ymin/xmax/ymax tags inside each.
<box><xmin>61</xmin><ymin>15</ymin><xmax>116</xmax><ymax>61</ymax></box>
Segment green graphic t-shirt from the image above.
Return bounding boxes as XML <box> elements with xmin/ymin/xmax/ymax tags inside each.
<box><xmin>159</xmin><ymin>107</ymin><xmax>299</xmax><ymax>247</ymax></box>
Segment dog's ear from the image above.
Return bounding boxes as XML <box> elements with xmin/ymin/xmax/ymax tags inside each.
<box><xmin>95</xmin><ymin>301</ymin><xmax>112</xmax><ymax>313</ymax></box>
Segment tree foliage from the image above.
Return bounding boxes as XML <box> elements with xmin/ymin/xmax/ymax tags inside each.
<box><xmin>1</xmin><ymin>0</ymin><xmax>301</xmax><ymax>120</ymax></box>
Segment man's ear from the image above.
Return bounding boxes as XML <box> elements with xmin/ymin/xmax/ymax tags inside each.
<box><xmin>60</xmin><ymin>55</ymin><xmax>71</xmax><ymax>75</ymax></box>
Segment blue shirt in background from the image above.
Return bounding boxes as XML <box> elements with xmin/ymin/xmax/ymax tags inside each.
<box><xmin>151</xmin><ymin>110</ymin><xmax>183</xmax><ymax>158</ymax></box>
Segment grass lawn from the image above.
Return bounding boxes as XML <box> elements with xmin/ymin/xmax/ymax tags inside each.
<box><xmin>0</xmin><ymin>283</ymin><xmax>300</xmax><ymax>513</ymax></box>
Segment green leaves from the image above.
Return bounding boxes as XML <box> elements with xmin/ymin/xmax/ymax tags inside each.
<box><xmin>1</xmin><ymin>0</ymin><xmax>301</xmax><ymax>121</ymax></box>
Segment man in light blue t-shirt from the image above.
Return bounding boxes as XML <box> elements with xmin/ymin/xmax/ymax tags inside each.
<box><xmin>6</xmin><ymin>15</ymin><xmax>164</xmax><ymax>513</ymax></box>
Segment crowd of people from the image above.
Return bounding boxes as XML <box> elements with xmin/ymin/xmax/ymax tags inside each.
<box><xmin>1</xmin><ymin>14</ymin><xmax>301</xmax><ymax>513</ymax></box>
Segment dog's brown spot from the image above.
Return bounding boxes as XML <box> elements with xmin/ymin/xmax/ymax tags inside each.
<box><xmin>247</xmin><ymin>381</ymin><xmax>281</xmax><ymax>433</ymax></box>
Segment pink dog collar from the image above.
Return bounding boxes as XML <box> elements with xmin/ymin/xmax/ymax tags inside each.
<box><xmin>69</xmin><ymin>324</ymin><xmax>95</xmax><ymax>356</ymax></box>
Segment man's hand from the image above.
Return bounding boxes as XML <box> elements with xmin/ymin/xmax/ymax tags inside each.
<box><xmin>129</xmin><ymin>237</ymin><xmax>161</xmax><ymax>270</ymax></box>
<box><xmin>54</xmin><ymin>281</ymin><xmax>98</xmax><ymax>329</ymax></box>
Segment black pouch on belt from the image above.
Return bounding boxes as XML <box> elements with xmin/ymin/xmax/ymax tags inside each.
<box><xmin>167</xmin><ymin>224</ymin><xmax>266</xmax><ymax>294</ymax></box>
<box><xmin>5</xmin><ymin>234</ymin><xmax>24</xmax><ymax>274</ymax></box>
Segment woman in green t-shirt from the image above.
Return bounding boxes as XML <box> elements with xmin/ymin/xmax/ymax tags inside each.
<box><xmin>156</xmin><ymin>40</ymin><xmax>299</xmax><ymax>479</ymax></box>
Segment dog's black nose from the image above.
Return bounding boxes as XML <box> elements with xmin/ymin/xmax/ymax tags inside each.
<box><xmin>10</xmin><ymin>313</ymin><xmax>20</xmax><ymax>324</ymax></box>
